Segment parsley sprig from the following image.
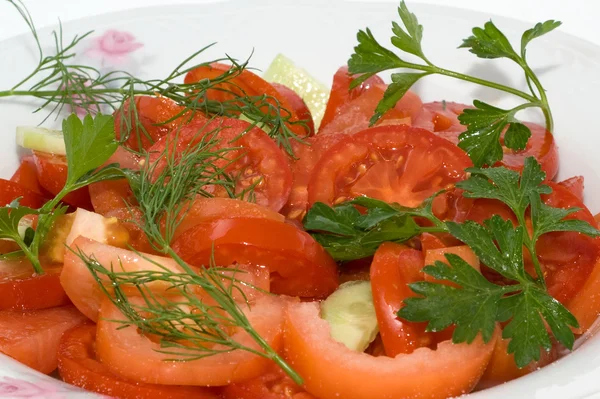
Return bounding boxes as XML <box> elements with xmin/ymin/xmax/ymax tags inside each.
<box><xmin>348</xmin><ymin>1</ymin><xmax>560</xmax><ymax>166</ymax></box>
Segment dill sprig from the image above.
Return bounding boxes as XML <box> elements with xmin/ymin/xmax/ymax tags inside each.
<box><xmin>74</xmin><ymin>247</ymin><xmax>301</xmax><ymax>382</ymax></box>
<box><xmin>2</xmin><ymin>0</ymin><xmax>307</xmax><ymax>156</ymax></box>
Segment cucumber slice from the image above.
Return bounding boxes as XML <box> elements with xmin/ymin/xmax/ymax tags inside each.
<box><xmin>263</xmin><ymin>54</ymin><xmax>329</xmax><ymax>129</ymax></box>
<box><xmin>16</xmin><ymin>126</ymin><xmax>66</xmax><ymax>155</ymax></box>
<box><xmin>320</xmin><ymin>280</ymin><xmax>379</xmax><ymax>352</ymax></box>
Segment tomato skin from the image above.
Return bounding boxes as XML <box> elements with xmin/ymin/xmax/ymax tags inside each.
<box><xmin>96</xmin><ymin>295</ymin><xmax>287</xmax><ymax>386</ymax></box>
<box><xmin>0</xmin><ymin>178</ymin><xmax>46</xmax><ymax>208</ymax></box>
<box><xmin>58</xmin><ymin>323</ymin><xmax>219</xmax><ymax>399</ymax></box>
<box><xmin>307</xmin><ymin>125</ymin><xmax>471</xmax><ymax>208</ymax></box>
<box><xmin>172</xmin><ymin>217</ymin><xmax>339</xmax><ymax>298</ymax></box>
<box><xmin>284</xmin><ymin>302</ymin><xmax>497</xmax><ymax>399</ymax></box>
<box><xmin>148</xmin><ymin>118</ymin><xmax>293</xmax><ymax>212</ymax></box>
<box><xmin>319</xmin><ymin>66</ymin><xmax>385</xmax><ymax>131</ymax></box>
<box><xmin>221</xmin><ymin>362</ymin><xmax>316</xmax><ymax>399</ymax></box>
<box><xmin>558</xmin><ymin>176</ymin><xmax>584</xmax><ymax>202</ymax></box>
<box><xmin>0</xmin><ymin>260</ymin><xmax>69</xmax><ymax>310</ymax></box>
<box><xmin>568</xmin><ymin>257</ymin><xmax>600</xmax><ymax>333</ymax></box>
<box><xmin>10</xmin><ymin>157</ymin><xmax>46</xmax><ymax>195</ymax></box>
<box><xmin>413</xmin><ymin>101</ymin><xmax>471</xmax><ymax>144</ymax></box>
<box><xmin>185</xmin><ymin>63</ymin><xmax>309</xmax><ymax>138</ymax></box>
<box><xmin>62</xmin><ymin>237</ymin><xmax>185</xmax><ymax>322</ymax></box>
<box><xmin>32</xmin><ymin>152</ymin><xmax>92</xmax><ymax>209</ymax></box>
<box><xmin>271</xmin><ymin>83</ymin><xmax>315</xmax><ymax>136</ymax></box>
<box><xmin>371</xmin><ymin>243</ymin><xmax>432</xmax><ymax>356</ymax></box>
<box><xmin>0</xmin><ymin>306</ymin><xmax>86</xmax><ymax>374</ymax></box>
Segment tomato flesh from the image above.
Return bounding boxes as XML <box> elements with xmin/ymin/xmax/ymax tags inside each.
<box><xmin>308</xmin><ymin>125</ymin><xmax>471</xmax><ymax>208</ymax></box>
<box><xmin>0</xmin><ymin>178</ymin><xmax>46</xmax><ymax>208</ymax></box>
<box><xmin>172</xmin><ymin>217</ymin><xmax>339</xmax><ymax>298</ymax></box>
<box><xmin>271</xmin><ymin>83</ymin><xmax>314</xmax><ymax>135</ymax></box>
<box><xmin>58</xmin><ymin>323</ymin><xmax>219</xmax><ymax>399</ymax></box>
<box><xmin>10</xmin><ymin>157</ymin><xmax>46</xmax><ymax>195</ymax></box>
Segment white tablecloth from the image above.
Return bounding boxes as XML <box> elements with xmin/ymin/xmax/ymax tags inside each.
<box><xmin>1</xmin><ymin>0</ymin><xmax>599</xmax><ymax>46</ymax></box>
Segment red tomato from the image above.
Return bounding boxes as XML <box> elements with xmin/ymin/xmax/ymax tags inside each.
<box><xmin>569</xmin><ymin>257</ymin><xmax>600</xmax><ymax>333</ymax></box>
<box><xmin>222</xmin><ymin>362</ymin><xmax>316</xmax><ymax>399</ymax></box>
<box><xmin>172</xmin><ymin>217</ymin><xmax>339</xmax><ymax>298</ymax></box>
<box><xmin>184</xmin><ymin>63</ymin><xmax>309</xmax><ymax>138</ymax></box>
<box><xmin>370</xmin><ymin>242</ymin><xmax>432</xmax><ymax>356</ymax></box>
<box><xmin>0</xmin><ymin>259</ymin><xmax>69</xmax><ymax>310</ymax></box>
<box><xmin>319</xmin><ymin>66</ymin><xmax>385</xmax><ymax>131</ymax></box>
<box><xmin>0</xmin><ymin>178</ymin><xmax>46</xmax><ymax>208</ymax></box>
<box><xmin>171</xmin><ymin>197</ymin><xmax>284</xmax><ymax>243</ymax></box>
<box><xmin>412</xmin><ymin>101</ymin><xmax>471</xmax><ymax>144</ymax></box>
<box><xmin>148</xmin><ymin>118</ymin><xmax>292</xmax><ymax>212</ymax></box>
<box><xmin>424</xmin><ymin>246</ymin><xmax>480</xmax><ymax>287</ymax></box>
<box><xmin>318</xmin><ymin>84</ymin><xmax>421</xmax><ymax>136</ymax></box>
<box><xmin>58</xmin><ymin>323</ymin><xmax>219</xmax><ymax>399</ymax></box>
<box><xmin>558</xmin><ymin>176</ymin><xmax>584</xmax><ymax>202</ymax></box>
<box><xmin>271</xmin><ymin>83</ymin><xmax>314</xmax><ymax>135</ymax></box>
<box><xmin>62</xmin><ymin>237</ymin><xmax>186</xmax><ymax>322</ymax></box>
<box><xmin>419</xmin><ymin>233</ymin><xmax>447</xmax><ymax>252</ymax></box>
<box><xmin>103</xmin><ymin>207</ymin><xmax>156</xmax><ymax>254</ymax></box>
<box><xmin>283</xmin><ymin>301</ymin><xmax>497</xmax><ymax>399</ymax></box>
<box><xmin>307</xmin><ymin>125</ymin><xmax>471</xmax><ymax>208</ymax></box>
<box><xmin>500</xmin><ymin>122</ymin><xmax>559</xmax><ymax>180</ymax></box>
<box><xmin>477</xmin><ymin>336</ymin><xmax>557</xmax><ymax>389</ymax></box>
<box><xmin>114</xmin><ymin>96</ymin><xmax>206</xmax><ymax>151</ymax></box>
<box><xmin>96</xmin><ymin>295</ymin><xmax>287</xmax><ymax>386</ymax></box>
<box><xmin>0</xmin><ymin>306</ymin><xmax>86</xmax><ymax>374</ymax></box>
<box><xmin>32</xmin><ymin>151</ymin><xmax>92</xmax><ymax>209</ymax></box>
<box><xmin>89</xmin><ymin>146</ymin><xmax>140</xmax><ymax>215</ymax></box>
<box><xmin>10</xmin><ymin>157</ymin><xmax>46</xmax><ymax>195</ymax></box>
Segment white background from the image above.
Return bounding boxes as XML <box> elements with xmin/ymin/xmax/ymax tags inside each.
<box><xmin>0</xmin><ymin>0</ymin><xmax>599</xmax><ymax>45</ymax></box>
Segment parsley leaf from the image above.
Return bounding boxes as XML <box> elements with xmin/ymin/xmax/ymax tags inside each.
<box><xmin>371</xmin><ymin>72</ymin><xmax>430</xmax><ymax>124</ymax></box>
<box><xmin>521</xmin><ymin>20</ymin><xmax>562</xmax><ymax>59</ymax></box>
<box><xmin>390</xmin><ymin>1</ymin><xmax>427</xmax><ymax>61</ymax></box>
<box><xmin>459</xmin><ymin>21</ymin><xmax>520</xmax><ymax>61</ymax></box>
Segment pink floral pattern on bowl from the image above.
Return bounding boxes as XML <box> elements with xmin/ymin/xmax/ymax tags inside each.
<box><xmin>0</xmin><ymin>377</ymin><xmax>67</xmax><ymax>398</ymax></box>
<box><xmin>85</xmin><ymin>30</ymin><xmax>143</xmax><ymax>65</ymax></box>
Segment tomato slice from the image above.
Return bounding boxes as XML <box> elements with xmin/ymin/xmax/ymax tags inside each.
<box><xmin>568</xmin><ymin>257</ymin><xmax>600</xmax><ymax>334</ymax></box>
<box><xmin>0</xmin><ymin>178</ymin><xmax>46</xmax><ymax>208</ymax></box>
<box><xmin>558</xmin><ymin>176</ymin><xmax>584</xmax><ymax>202</ymax></box>
<box><xmin>148</xmin><ymin>118</ymin><xmax>292</xmax><ymax>212</ymax></box>
<box><xmin>114</xmin><ymin>96</ymin><xmax>206</xmax><ymax>151</ymax></box>
<box><xmin>319</xmin><ymin>66</ymin><xmax>385</xmax><ymax>131</ymax></box>
<box><xmin>370</xmin><ymin>242</ymin><xmax>432</xmax><ymax>357</ymax></box>
<box><xmin>58</xmin><ymin>323</ymin><xmax>219</xmax><ymax>399</ymax></box>
<box><xmin>32</xmin><ymin>151</ymin><xmax>92</xmax><ymax>209</ymax></box>
<box><xmin>271</xmin><ymin>83</ymin><xmax>314</xmax><ymax>136</ymax></box>
<box><xmin>0</xmin><ymin>259</ymin><xmax>69</xmax><ymax>310</ymax></box>
<box><xmin>317</xmin><ymin>84</ymin><xmax>420</xmax><ymax>136</ymax></box>
<box><xmin>412</xmin><ymin>101</ymin><xmax>471</xmax><ymax>144</ymax></box>
<box><xmin>103</xmin><ymin>207</ymin><xmax>156</xmax><ymax>254</ymax></box>
<box><xmin>171</xmin><ymin>197</ymin><xmax>284</xmax><ymax>242</ymax></box>
<box><xmin>184</xmin><ymin>63</ymin><xmax>309</xmax><ymax>138</ymax></box>
<box><xmin>89</xmin><ymin>146</ymin><xmax>140</xmax><ymax>215</ymax></box>
<box><xmin>172</xmin><ymin>217</ymin><xmax>339</xmax><ymax>298</ymax></box>
<box><xmin>283</xmin><ymin>302</ymin><xmax>497</xmax><ymax>399</ymax></box>
<box><xmin>10</xmin><ymin>157</ymin><xmax>46</xmax><ymax>195</ymax></box>
<box><xmin>63</xmin><ymin>237</ymin><xmax>186</xmax><ymax>322</ymax></box>
<box><xmin>0</xmin><ymin>306</ymin><xmax>86</xmax><ymax>374</ymax></box>
<box><xmin>307</xmin><ymin>125</ymin><xmax>471</xmax><ymax>208</ymax></box>
<box><xmin>96</xmin><ymin>295</ymin><xmax>287</xmax><ymax>386</ymax></box>
<box><xmin>222</xmin><ymin>362</ymin><xmax>316</xmax><ymax>399</ymax></box>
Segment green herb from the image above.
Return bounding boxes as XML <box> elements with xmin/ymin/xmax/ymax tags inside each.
<box><xmin>348</xmin><ymin>0</ymin><xmax>560</xmax><ymax>166</ymax></box>
<box><xmin>304</xmin><ymin>195</ymin><xmax>446</xmax><ymax>261</ymax></box>
<box><xmin>2</xmin><ymin>0</ymin><xmax>307</xmax><ymax>156</ymax></box>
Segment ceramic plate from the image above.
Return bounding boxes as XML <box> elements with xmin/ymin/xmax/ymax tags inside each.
<box><xmin>1</xmin><ymin>1</ymin><xmax>600</xmax><ymax>398</ymax></box>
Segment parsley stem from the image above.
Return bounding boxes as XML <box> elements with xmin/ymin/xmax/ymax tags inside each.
<box><xmin>516</xmin><ymin>213</ymin><xmax>546</xmax><ymax>288</ymax></box>
<box><xmin>14</xmin><ymin>235</ymin><xmax>43</xmax><ymax>274</ymax></box>
<box><xmin>520</xmin><ymin>63</ymin><xmax>553</xmax><ymax>132</ymax></box>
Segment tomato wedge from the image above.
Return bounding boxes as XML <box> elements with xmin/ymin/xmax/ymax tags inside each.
<box><xmin>558</xmin><ymin>176</ymin><xmax>584</xmax><ymax>202</ymax></box>
<box><xmin>0</xmin><ymin>178</ymin><xmax>46</xmax><ymax>208</ymax></box>
<box><xmin>222</xmin><ymin>362</ymin><xmax>316</xmax><ymax>399</ymax></box>
<box><xmin>0</xmin><ymin>259</ymin><xmax>69</xmax><ymax>310</ymax></box>
<box><xmin>412</xmin><ymin>101</ymin><xmax>470</xmax><ymax>143</ymax></box>
<box><xmin>284</xmin><ymin>302</ymin><xmax>497</xmax><ymax>399</ymax></box>
<box><xmin>148</xmin><ymin>118</ymin><xmax>292</xmax><ymax>212</ymax></box>
<box><xmin>96</xmin><ymin>295</ymin><xmax>286</xmax><ymax>386</ymax></box>
<box><xmin>184</xmin><ymin>63</ymin><xmax>309</xmax><ymax>138</ymax></box>
<box><xmin>32</xmin><ymin>151</ymin><xmax>92</xmax><ymax>209</ymax></box>
<box><xmin>10</xmin><ymin>157</ymin><xmax>45</xmax><ymax>195</ymax></box>
<box><xmin>307</xmin><ymin>125</ymin><xmax>471</xmax><ymax>208</ymax></box>
<box><xmin>319</xmin><ymin>66</ymin><xmax>385</xmax><ymax>131</ymax></box>
<box><xmin>58</xmin><ymin>323</ymin><xmax>219</xmax><ymax>399</ymax></box>
<box><xmin>0</xmin><ymin>306</ymin><xmax>86</xmax><ymax>374</ymax></box>
<box><xmin>569</xmin><ymin>257</ymin><xmax>600</xmax><ymax>333</ymax></box>
<box><xmin>103</xmin><ymin>207</ymin><xmax>156</xmax><ymax>254</ymax></box>
<box><xmin>171</xmin><ymin>197</ymin><xmax>284</xmax><ymax>242</ymax></box>
<box><xmin>62</xmin><ymin>237</ymin><xmax>185</xmax><ymax>322</ymax></box>
<box><xmin>317</xmin><ymin>84</ymin><xmax>420</xmax><ymax>136</ymax></box>
<box><xmin>271</xmin><ymin>83</ymin><xmax>314</xmax><ymax>136</ymax></box>
<box><xmin>114</xmin><ymin>95</ymin><xmax>206</xmax><ymax>151</ymax></box>
<box><xmin>172</xmin><ymin>217</ymin><xmax>339</xmax><ymax>298</ymax></box>
<box><xmin>370</xmin><ymin>242</ymin><xmax>432</xmax><ymax>357</ymax></box>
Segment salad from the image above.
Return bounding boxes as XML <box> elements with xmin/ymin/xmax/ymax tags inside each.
<box><xmin>0</xmin><ymin>1</ymin><xmax>598</xmax><ymax>398</ymax></box>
